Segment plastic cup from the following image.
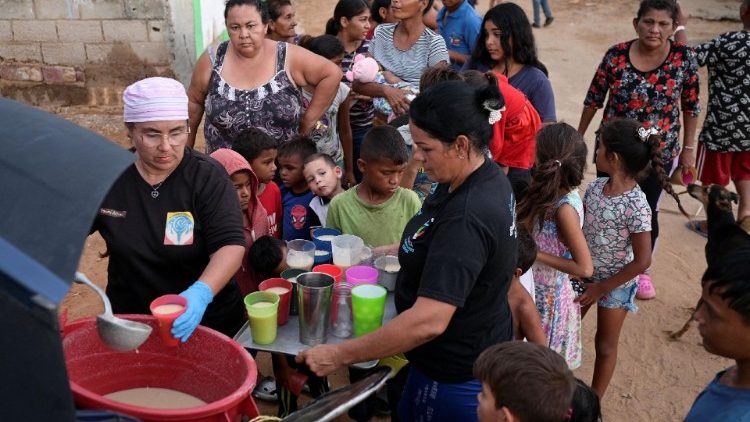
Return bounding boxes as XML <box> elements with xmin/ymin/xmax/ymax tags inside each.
<box><xmin>314</xmin><ymin>249</ymin><xmax>332</xmax><ymax>265</ymax></box>
<box><xmin>259</xmin><ymin>278</ymin><xmax>293</xmax><ymax>326</ymax></box>
<box><xmin>331</xmin><ymin>234</ymin><xmax>364</xmax><ymax>269</ymax></box>
<box><xmin>149</xmin><ymin>295</ymin><xmax>187</xmax><ymax>347</ymax></box>
<box><xmin>374</xmin><ymin>255</ymin><xmax>400</xmax><ymax>291</ymax></box>
<box><xmin>351</xmin><ymin>284</ymin><xmax>387</xmax><ymax>337</ymax></box>
<box><xmin>281</xmin><ymin>268</ymin><xmax>306</xmax><ymax>316</ymax></box>
<box><xmin>313</xmin><ymin>263</ymin><xmax>343</xmax><ymax>283</ymax></box>
<box><xmin>286</xmin><ymin>239</ymin><xmax>316</xmax><ymax>271</ymax></box>
<box><xmin>312</xmin><ymin>227</ymin><xmax>341</xmax><ymax>253</ymax></box>
<box><xmin>345</xmin><ymin>265</ymin><xmax>379</xmax><ymax>287</ymax></box>
<box><xmin>244</xmin><ymin>291</ymin><xmax>280</xmax><ymax>345</ymax></box>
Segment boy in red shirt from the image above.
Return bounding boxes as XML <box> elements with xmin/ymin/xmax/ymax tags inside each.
<box><xmin>234</xmin><ymin>128</ymin><xmax>282</xmax><ymax>238</ymax></box>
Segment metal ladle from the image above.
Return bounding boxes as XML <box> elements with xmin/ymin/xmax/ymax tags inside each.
<box><xmin>73</xmin><ymin>272</ymin><xmax>153</xmax><ymax>351</ymax></box>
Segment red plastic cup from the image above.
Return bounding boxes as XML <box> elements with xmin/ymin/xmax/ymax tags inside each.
<box><xmin>258</xmin><ymin>278</ymin><xmax>293</xmax><ymax>326</ymax></box>
<box><xmin>149</xmin><ymin>294</ymin><xmax>187</xmax><ymax>347</ymax></box>
<box><xmin>313</xmin><ymin>264</ymin><xmax>343</xmax><ymax>283</ymax></box>
<box><xmin>285</xmin><ymin>371</ymin><xmax>309</xmax><ymax>396</ymax></box>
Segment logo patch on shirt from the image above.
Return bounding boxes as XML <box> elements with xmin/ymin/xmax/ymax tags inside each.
<box><xmin>402</xmin><ymin>217</ymin><xmax>434</xmax><ymax>254</ymax></box>
<box><xmin>290</xmin><ymin>204</ymin><xmax>307</xmax><ymax>230</ymax></box>
<box><xmin>450</xmin><ymin>34</ymin><xmax>462</xmax><ymax>46</ymax></box>
<box><xmin>164</xmin><ymin>211</ymin><xmax>194</xmax><ymax>245</ymax></box>
<box><xmin>99</xmin><ymin>208</ymin><xmax>127</xmax><ymax>218</ymax></box>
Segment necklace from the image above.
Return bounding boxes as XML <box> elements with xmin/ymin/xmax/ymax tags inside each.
<box><xmin>150</xmin><ymin>181</ymin><xmax>164</xmax><ymax>198</ymax></box>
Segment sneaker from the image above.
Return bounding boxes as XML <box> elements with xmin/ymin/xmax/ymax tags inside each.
<box><xmin>532</xmin><ymin>22</ymin><xmax>542</xmax><ymax>28</ymax></box>
<box><xmin>252</xmin><ymin>376</ymin><xmax>278</xmax><ymax>402</ymax></box>
<box><xmin>544</xmin><ymin>16</ymin><xmax>555</xmax><ymax>27</ymax></box>
<box><xmin>636</xmin><ymin>274</ymin><xmax>656</xmax><ymax>300</ymax></box>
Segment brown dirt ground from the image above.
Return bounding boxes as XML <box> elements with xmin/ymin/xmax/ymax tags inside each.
<box><xmin>56</xmin><ymin>0</ymin><xmax>741</xmax><ymax>420</ymax></box>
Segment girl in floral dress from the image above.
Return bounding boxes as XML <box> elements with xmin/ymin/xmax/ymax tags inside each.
<box><xmin>517</xmin><ymin>123</ymin><xmax>593</xmax><ymax>369</ymax></box>
<box><xmin>577</xmin><ymin>119</ymin><xmax>686</xmax><ymax>399</ymax></box>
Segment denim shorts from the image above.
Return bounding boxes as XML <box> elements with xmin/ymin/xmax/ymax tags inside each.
<box><xmin>598</xmin><ymin>280</ymin><xmax>638</xmax><ymax>312</ymax></box>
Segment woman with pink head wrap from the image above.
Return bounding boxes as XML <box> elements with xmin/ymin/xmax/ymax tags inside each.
<box><xmin>91</xmin><ymin>77</ymin><xmax>247</xmax><ymax>343</ymax></box>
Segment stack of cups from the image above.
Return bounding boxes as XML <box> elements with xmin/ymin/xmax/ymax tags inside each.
<box><xmin>244</xmin><ymin>291</ymin><xmax>280</xmax><ymax>345</ymax></box>
<box><xmin>312</xmin><ymin>227</ymin><xmax>341</xmax><ymax>265</ymax></box>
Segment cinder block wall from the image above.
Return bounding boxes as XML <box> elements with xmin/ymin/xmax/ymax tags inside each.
<box><xmin>0</xmin><ymin>0</ymin><xmax>180</xmax><ymax>106</ymax></box>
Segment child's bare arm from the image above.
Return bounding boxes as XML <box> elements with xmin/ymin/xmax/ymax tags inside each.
<box><xmin>508</xmin><ymin>279</ymin><xmax>547</xmax><ymax>345</ymax></box>
<box><xmin>575</xmin><ymin>231</ymin><xmax>651</xmax><ymax>307</ymax></box>
<box><xmin>536</xmin><ymin>204</ymin><xmax>594</xmax><ymax>278</ymax></box>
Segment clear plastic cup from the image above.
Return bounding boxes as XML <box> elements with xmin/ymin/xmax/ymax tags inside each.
<box><xmin>286</xmin><ymin>239</ymin><xmax>316</xmax><ymax>271</ymax></box>
<box><xmin>331</xmin><ymin>234</ymin><xmax>364</xmax><ymax>269</ymax></box>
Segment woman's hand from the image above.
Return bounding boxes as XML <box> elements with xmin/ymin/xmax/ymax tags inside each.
<box><xmin>679</xmin><ymin>147</ymin><xmax>696</xmax><ymax>170</ymax></box>
<box><xmin>299</xmin><ymin>115</ymin><xmax>316</xmax><ymax>136</ymax></box>
<box><xmin>296</xmin><ymin>344</ymin><xmax>344</xmax><ymax>377</ymax></box>
<box><xmin>385</xmin><ymin>86</ymin><xmax>410</xmax><ymax>116</ymax></box>
<box><xmin>574</xmin><ymin>282</ymin><xmax>608</xmax><ymax>308</ymax></box>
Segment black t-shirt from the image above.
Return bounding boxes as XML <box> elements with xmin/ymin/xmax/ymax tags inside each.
<box><xmin>93</xmin><ymin>147</ymin><xmax>246</xmax><ymax>335</ymax></box>
<box><xmin>395</xmin><ymin>158</ymin><xmax>517</xmax><ymax>383</ymax></box>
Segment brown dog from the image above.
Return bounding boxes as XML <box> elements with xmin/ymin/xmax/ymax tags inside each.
<box><xmin>670</xmin><ymin>184</ymin><xmax>748</xmax><ymax>339</ymax></box>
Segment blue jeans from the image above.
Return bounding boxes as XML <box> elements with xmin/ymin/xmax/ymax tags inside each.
<box><xmin>532</xmin><ymin>0</ymin><xmax>552</xmax><ymax>24</ymax></box>
<box><xmin>398</xmin><ymin>366</ymin><xmax>481</xmax><ymax>422</ymax></box>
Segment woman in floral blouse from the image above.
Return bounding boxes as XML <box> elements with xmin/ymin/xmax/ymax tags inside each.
<box><xmin>577</xmin><ymin>0</ymin><xmax>700</xmax><ymax>300</ymax></box>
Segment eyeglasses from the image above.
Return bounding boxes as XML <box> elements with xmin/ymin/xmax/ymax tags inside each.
<box><xmin>138</xmin><ymin>127</ymin><xmax>190</xmax><ymax>146</ymax></box>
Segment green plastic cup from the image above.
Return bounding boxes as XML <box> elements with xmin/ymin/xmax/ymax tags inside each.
<box><xmin>351</xmin><ymin>284</ymin><xmax>387</xmax><ymax>337</ymax></box>
<box><xmin>244</xmin><ymin>291</ymin><xmax>280</xmax><ymax>345</ymax></box>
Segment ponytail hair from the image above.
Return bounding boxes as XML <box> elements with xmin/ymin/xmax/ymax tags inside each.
<box><xmin>409</xmin><ymin>80</ymin><xmax>504</xmax><ymax>153</ymax></box>
<box><xmin>325</xmin><ymin>0</ymin><xmax>370</xmax><ymax>35</ymax></box>
<box><xmin>517</xmin><ymin>123</ymin><xmax>587</xmax><ymax>231</ymax></box>
<box><xmin>599</xmin><ymin>119</ymin><xmax>689</xmax><ymax>219</ymax></box>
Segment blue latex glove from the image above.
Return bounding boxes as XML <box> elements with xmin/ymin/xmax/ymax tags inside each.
<box><xmin>172</xmin><ymin>281</ymin><xmax>213</xmax><ymax>342</ymax></box>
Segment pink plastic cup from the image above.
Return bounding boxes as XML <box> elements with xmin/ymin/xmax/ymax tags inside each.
<box><xmin>313</xmin><ymin>264</ymin><xmax>343</xmax><ymax>283</ymax></box>
<box><xmin>149</xmin><ymin>294</ymin><xmax>187</xmax><ymax>347</ymax></box>
<box><xmin>259</xmin><ymin>278</ymin><xmax>293</xmax><ymax>326</ymax></box>
<box><xmin>345</xmin><ymin>265</ymin><xmax>379</xmax><ymax>287</ymax></box>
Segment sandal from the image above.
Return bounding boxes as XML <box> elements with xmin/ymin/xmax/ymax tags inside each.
<box><xmin>685</xmin><ymin>220</ymin><xmax>708</xmax><ymax>238</ymax></box>
<box><xmin>252</xmin><ymin>376</ymin><xmax>278</xmax><ymax>402</ymax></box>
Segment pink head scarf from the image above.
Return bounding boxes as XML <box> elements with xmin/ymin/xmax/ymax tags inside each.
<box><xmin>123</xmin><ymin>77</ymin><xmax>188</xmax><ymax>123</ymax></box>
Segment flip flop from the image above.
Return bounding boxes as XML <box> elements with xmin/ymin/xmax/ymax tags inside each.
<box><xmin>686</xmin><ymin>220</ymin><xmax>708</xmax><ymax>238</ymax></box>
<box><xmin>252</xmin><ymin>376</ymin><xmax>278</xmax><ymax>402</ymax></box>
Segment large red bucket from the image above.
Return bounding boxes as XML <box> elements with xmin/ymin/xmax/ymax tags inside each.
<box><xmin>62</xmin><ymin>315</ymin><xmax>259</xmax><ymax>422</ymax></box>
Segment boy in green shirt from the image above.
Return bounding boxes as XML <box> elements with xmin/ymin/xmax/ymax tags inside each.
<box><xmin>327</xmin><ymin>125</ymin><xmax>421</xmax><ymax>247</ymax></box>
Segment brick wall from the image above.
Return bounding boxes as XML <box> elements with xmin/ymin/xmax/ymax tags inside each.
<box><xmin>0</xmin><ymin>0</ymin><xmax>177</xmax><ymax>106</ymax></box>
